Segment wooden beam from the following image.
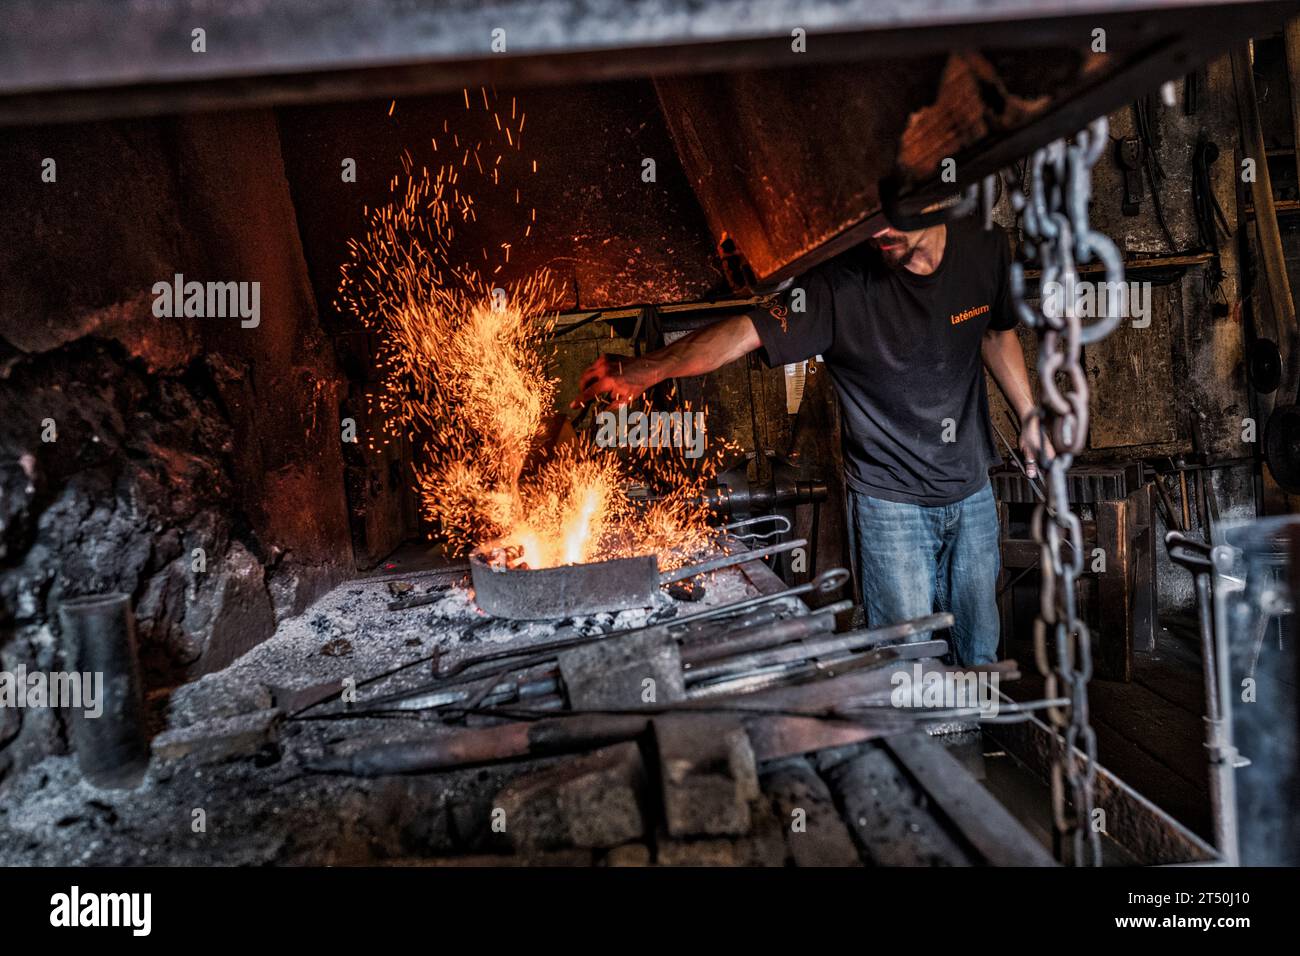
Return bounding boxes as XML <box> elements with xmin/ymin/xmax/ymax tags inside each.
<box><xmin>1231</xmin><ymin>42</ymin><xmax>1298</xmax><ymax>392</ymax></box>
<box><xmin>884</xmin><ymin>731</ymin><xmax>1059</xmax><ymax>866</ymax></box>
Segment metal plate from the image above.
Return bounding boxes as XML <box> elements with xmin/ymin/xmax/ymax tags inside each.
<box><xmin>469</xmin><ymin>551</ymin><xmax>660</xmax><ymax>620</ymax></box>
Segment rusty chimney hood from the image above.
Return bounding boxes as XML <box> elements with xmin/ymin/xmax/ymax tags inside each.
<box><xmin>1</xmin><ymin>0</ymin><xmax>1294</xmax><ymax>304</ymax></box>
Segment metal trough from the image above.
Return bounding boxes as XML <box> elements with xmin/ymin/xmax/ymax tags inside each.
<box><xmin>469</xmin><ymin>551</ymin><xmax>660</xmax><ymax>620</ymax></box>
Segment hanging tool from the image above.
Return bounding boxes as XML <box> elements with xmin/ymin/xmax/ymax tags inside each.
<box><xmin>1191</xmin><ymin>134</ymin><xmax>1231</xmax><ymax>316</ymax></box>
<box><xmin>1131</xmin><ymin>97</ymin><xmax>1179</xmax><ymax>251</ymax></box>
<box><xmin>1116</xmin><ymin>135</ymin><xmax>1145</xmax><ymax>216</ymax></box>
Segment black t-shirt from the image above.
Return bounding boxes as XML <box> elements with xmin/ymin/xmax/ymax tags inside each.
<box><xmin>749</xmin><ymin>218</ymin><xmax>1018</xmax><ymax>506</ymax></box>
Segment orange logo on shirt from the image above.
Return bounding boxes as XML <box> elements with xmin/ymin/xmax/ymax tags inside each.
<box><xmin>757</xmin><ymin>293</ymin><xmax>790</xmax><ymax>332</ymax></box>
<box><xmin>950</xmin><ymin>303</ymin><xmax>990</xmax><ymax>325</ymax></box>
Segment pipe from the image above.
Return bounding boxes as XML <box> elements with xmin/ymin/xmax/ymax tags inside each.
<box><xmin>1209</xmin><ymin>545</ymin><xmax>1242</xmax><ymax>866</ymax></box>
<box><xmin>56</xmin><ymin>593</ymin><xmax>149</xmax><ymax>789</ymax></box>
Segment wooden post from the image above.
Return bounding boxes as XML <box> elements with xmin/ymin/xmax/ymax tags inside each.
<box><xmin>1284</xmin><ymin>17</ymin><xmax>1300</xmax><ymax>195</ymax></box>
<box><xmin>1231</xmin><ymin>42</ymin><xmax>1297</xmax><ymax>394</ymax></box>
<box><xmin>1095</xmin><ymin>499</ymin><xmax>1134</xmax><ymax>683</ymax></box>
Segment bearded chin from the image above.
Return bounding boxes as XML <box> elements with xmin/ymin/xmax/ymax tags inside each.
<box><xmin>880</xmin><ymin>246</ymin><xmax>915</xmax><ymax>269</ymax></box>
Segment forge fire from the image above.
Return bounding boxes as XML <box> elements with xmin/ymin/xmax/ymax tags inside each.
<box><xmin>338</xmin><ymin>91</ymin><xmax>717</xmax><ymax>571</ymax></box>
<box><xmin>2</xmin><ymin>0</ymin><xmax>1299</xmax><ymax>931</ymax></box>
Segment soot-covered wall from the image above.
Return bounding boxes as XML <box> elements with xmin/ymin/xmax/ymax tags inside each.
<box><xmin>0</xmin><ymin>109</ymin><xmax>353</xmax><ymax>780</ymax></box>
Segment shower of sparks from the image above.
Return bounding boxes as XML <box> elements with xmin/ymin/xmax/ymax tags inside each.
<box><xmin>338</xmin><ymin>90</ymin><xmax>717</xmax><ymax>570</ymax></box>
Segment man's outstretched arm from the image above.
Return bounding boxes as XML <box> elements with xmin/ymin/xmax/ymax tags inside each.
<box><xmin>571</xmin><ymin>313</ymin><xmax>762</xmax><ymax>408</ymax></box>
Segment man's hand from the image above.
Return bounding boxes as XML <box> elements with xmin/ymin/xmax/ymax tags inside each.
<box><xmin>1019</xmin><ymin>416</ymin><xmax>1054</xmax><ymax>481</ymax></box>
<box><xmin>571</xmin><ymin>353</ymin><xmax>659</xmax><ymax>409</ymax></box>
<box><xmin>982</xmin><ymin>327</ymin><xmax>1051</xmax><ymax>479</ymax></box>
<box><xmin>570</xmin><ymin>315</ymin><xmax>762</xmax><ymax>410</ymax></box>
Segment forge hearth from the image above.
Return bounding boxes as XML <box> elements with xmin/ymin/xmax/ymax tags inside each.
<box><xmin>1</xmin><ymin>530</ymin><xmax>1210</xmax><ymax>867</ymax></box>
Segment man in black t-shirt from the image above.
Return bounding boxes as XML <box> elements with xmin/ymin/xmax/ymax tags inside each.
<box><xmin>573</xmin><ymin>217</ymin><xmax>1040</xmax><ymax>666</ymax></box>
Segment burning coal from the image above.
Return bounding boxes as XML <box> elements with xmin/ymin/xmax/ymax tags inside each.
<box><xmin>339</xmin><ymin>90</ymin><xmax>716</xmax><ymax>569</ymax></box>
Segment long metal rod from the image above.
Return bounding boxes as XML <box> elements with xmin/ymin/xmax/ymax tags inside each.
<box><xmin>686</xmin><ymin>639</ymin><xmax>948</xmax><ymax>699</ymax></box>
<box><xmin>1193</xmin><ymin>554</ymin><xmax>1235</xmax><ymax>861</ymax></box>
<box><xmin>992</xmin><ymin>420</ymin><xmax>1046</xmax><ymax>504</ymax></box>
<box><xmin>679</xmin><ymin>599</ymin><xmax>851</xmax><ymax>664</ymax></box>
<box><xmin>683</xmin><ymin>612</ymin><xmax>953</xmax><ymax>682</ymax></box>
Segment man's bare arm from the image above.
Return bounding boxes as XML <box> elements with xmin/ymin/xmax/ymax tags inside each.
<box><xmin>571</xmin><ymin>314</ymin><xmax>761</xmax><ymax>408</ymax></box>
<box><xmin>982</xmin><ymin>327</ymin><xmax>1034</xmax><ymax>420</ymax></box>
<box><xmin>982</xmin><ymin>326</ymin><xmax>1048</xmax><ymax>478</ymax></box>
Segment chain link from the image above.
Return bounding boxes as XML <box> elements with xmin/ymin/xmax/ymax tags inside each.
<box><xmin>1007</xmin><ymin>118</ymin><xmax>1123</xmax><ymax>866</ymax></box>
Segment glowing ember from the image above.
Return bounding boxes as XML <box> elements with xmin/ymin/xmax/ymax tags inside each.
<box><xmin>339</xmin><ymin>89</ymin><xmax>717</xmax><ymax>569</ymax></box>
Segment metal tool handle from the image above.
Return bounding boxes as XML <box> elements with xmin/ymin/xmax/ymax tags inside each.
<box><xmin>720</xmin><ymin>514</ymin><xmax>792</xmax><ymax>541</ymax></box>
<box><xmin>671</xmin><ymin>567</ymin><xmax>849</xmax><ymax>627</ymax></box>
<box><xmin>1166</xmin><ymin>530</ymin><xmax>1213</xmax><ymax>571</ymax></box>
<box><xmin>659</xmin><ymin>537</ymin><xmax>807</xmax><ymax>585</ymax></box>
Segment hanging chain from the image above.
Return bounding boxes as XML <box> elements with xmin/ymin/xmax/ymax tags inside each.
<box><xmin>1008</xmin><ymin>117</ymin><xmax>1124</xmax><ymax>866</ymax></box>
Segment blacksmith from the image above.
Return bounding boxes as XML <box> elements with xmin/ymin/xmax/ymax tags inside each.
<box><xmin>574</xmin><ymin>217</ymin><xmax>1043</xmax><ymax>666</ymax></box>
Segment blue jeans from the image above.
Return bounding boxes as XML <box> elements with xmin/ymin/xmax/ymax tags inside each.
<box><xmin>849</xmin><ymin>482</ymin><xmax>1001</xmax><ymax>666</ymax></box>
